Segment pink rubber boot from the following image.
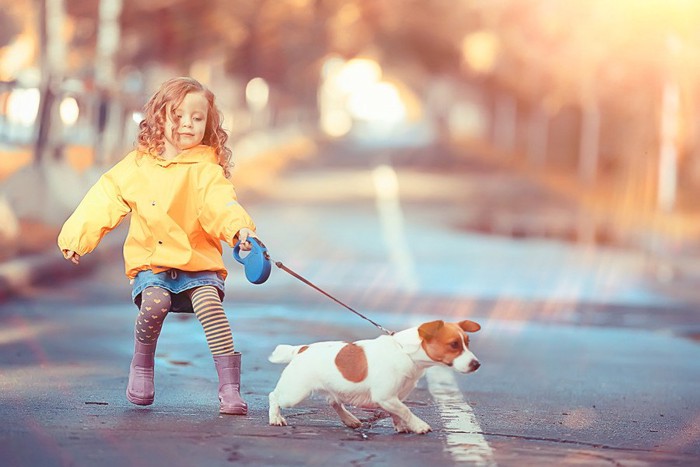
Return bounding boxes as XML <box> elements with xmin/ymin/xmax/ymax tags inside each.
<box><xmin>213</xmin><ymin>352</ymin><xmax>248</xmax><ymax>415</ymax></box>
<box><xmin>126</xmin><ymin>339</ymin><xmax>156</xmax><ymax>406</ymax></box>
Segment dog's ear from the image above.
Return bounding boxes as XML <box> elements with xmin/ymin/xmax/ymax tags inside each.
<box><xmin>418</xmin><ymin>320</ymin><xmax>444</xmax><ymax>341</ymax></box>
<box><xmin>458</xmin><ymin>320</ymin><xmax>481</xmax><ymax>333</ymax></box>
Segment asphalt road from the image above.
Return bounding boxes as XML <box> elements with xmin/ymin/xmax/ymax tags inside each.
<box><xmin>1</xmin><ymin>139</ymin><xmax>699</xmax><ymax>466</ymax></box>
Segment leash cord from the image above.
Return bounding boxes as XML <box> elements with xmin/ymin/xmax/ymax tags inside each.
<box><xmin>274</xmin><ymin>261</ymin><xmax>394</xmax><ymax>336</ymax></box>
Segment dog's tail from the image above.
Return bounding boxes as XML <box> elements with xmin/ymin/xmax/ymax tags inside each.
<box><xmin>268</xmin><ymin>344</ymin><xmax>308</xmax><ymax>364</ymax></box>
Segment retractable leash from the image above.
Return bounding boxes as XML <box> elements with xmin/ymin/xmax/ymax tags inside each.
<box><xmin>232</xmin><ymin>237</ymin><xmax>272</xmax><ymax>284</ymax></box>
<box><xmin>233</xmin><ymin>237</ymin><xmax>395</xmax><ymax>336</ymax></box>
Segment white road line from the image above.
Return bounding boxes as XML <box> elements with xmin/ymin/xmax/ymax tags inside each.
<box><xmin>426</xmin><ymin>366</ymin><xmax>497</xmax><ymax>466</ymax></box>
<box><xmin>372</xmin><ymin>163</ymin><xmax>494</xmax><ymax>462</ymax></box>
<box><xmin>372</xmin><ymin>164</ymin><xmax>419</xmax><ymax>291</ymax></box>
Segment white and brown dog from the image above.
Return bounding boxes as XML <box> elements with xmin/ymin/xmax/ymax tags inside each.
<box><xmin>268</xmin><ymin>319</ymin><xmax>481</xmax><ymax>434</ymax></box>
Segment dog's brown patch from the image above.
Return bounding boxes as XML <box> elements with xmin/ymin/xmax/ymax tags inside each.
<box><xmin>334</xmin><ymin>343</ymin><xmax>368</xmax><ymax>383</ymax></box>
<box><xmin>298</xmin><ymin>345</ymin><xmax>309</xmax><ymax>354</ymax></box>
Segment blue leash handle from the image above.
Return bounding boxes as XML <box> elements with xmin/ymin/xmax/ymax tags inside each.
<box><xmin>233</xmin><ymin>237</ymin><xmax>272</xmax><ymax>284</ymax></box>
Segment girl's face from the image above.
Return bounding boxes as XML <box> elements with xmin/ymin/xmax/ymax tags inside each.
<box><xmin>163</xmin><ymin>91</ymin><xmax>209</xmax><ymax>158</ymax></box>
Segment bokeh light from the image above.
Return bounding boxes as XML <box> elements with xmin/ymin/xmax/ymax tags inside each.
<box><xmin>346</xmin><ymin>81</ymin><xmax>406</xmax><ymax>124</ymax></box>
<box><xmin>6</xmin><ymin>87</ymin><xmax>39</xmax><ymax>126</ymax></box>
<box><xmin>245</xmin><ymin>77</ymin><xmax>270</xmax><ymax>112</ymax></box>
<box><xmin>59</xmin><ymin>96</ymin><xmax>79</xmax><ymax>126</ymax></box>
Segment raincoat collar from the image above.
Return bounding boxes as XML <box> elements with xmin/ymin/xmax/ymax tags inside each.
<box><xmin>152</xmin><ymin>145</ymin><xmax>218</xmax><ymax>167</ymax></box>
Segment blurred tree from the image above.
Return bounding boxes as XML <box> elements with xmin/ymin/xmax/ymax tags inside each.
<box><xmin>63</xmin><ymin>0</ymin><xmax>98</xmax><ymax>78</ymax></box>
<box><xmin>461</xmin><ymin>0</ymin><xmax>700</xmax><ymax>196</ymax></box>
<box><xmin>63</xmin><ymin>0</ymin><xmax>475</xmax><ymax>105</ymax></box>
<box><xmin>10</xmin><ymin>0</ymin><xmax>699</xmax><ymax>202</ymax></box>
<box><xmin>0</xmin><ymin>9</ymin><xmax>21</xmax><ymax>48</ymax></box>
<box><xmin>375</xmin><ymin>0</ymin><xmax>467</xmax><ymax>75</ymax></box>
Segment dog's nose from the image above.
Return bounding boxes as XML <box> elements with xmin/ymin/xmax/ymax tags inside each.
<box><xmin>469</xmin><ymin>360</ymin><xmax>481</xmax><ymax>372</ymax></box>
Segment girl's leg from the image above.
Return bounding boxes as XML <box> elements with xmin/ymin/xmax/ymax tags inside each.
<box><xmin>190</xmin><ymin>286</ymin><xmax>247</xmax><ymax>415</ymax></box>
<box><xmin>135</xmin><ymin>287</ymin><xmax>171</xmax><ymax>343</ymax></box>
<box><xmin>190</xmin><ymin>285</ymin><xmax>234</xmax><ymax>355</ymax></box>
<box><xmin>127</xmin><ymin>287</ymin><xmax>171</xmax><ymax>406</ymax></box>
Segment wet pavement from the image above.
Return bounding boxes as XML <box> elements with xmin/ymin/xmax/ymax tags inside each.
<box><xmin>1</xmin><ymin>139</ymin><xmax>699</xmax><ymax>466</ymax></box>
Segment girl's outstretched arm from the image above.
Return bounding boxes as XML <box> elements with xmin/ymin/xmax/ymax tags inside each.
<box><xmin>57</xmin><ymin>169</ymin><xmax>131</xmax><ymax>258</ymax></box>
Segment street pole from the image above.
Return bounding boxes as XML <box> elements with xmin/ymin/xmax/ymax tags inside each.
<box><xmin>527</xmin><ymin>103</ymin><xmax>549</xmax><ymax>167</ymax></box>
<box><xmin>658</xmin><ymin>78</ymin><xmax>680</xmax><ymax>212</ymax></box>
<box><xmin>578</xmin><ymin>99</ymin><xmax>600</xmax><ymax>185</ymax></box>
<box><xmin>33</xmin><ymin>0</ymin><xmax>66</xmax><ymax>165</ymax></box>
<box><xmin>94</xmin><ymin>0</ymin><xmax>123</xmax><ymax>166</ymax></box>
<box><xmin>657</xmin><ymin>35</ymin><xmax>682</xmax><ymax>213</ymax></box>
<box><xmin>493</xmin><ymin>93</ymin><xmax>516</xmax><ymax>157</ymax></box>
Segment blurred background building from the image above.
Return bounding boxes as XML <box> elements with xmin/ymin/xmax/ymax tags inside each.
<box><xmin>1</xmin><ymin>0</ymin><xmax>699</xmax><ymax>259</ymax></box>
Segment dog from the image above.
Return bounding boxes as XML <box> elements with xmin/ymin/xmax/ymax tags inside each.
<box><xmin>268</xmin><ymin>319</ymin><xmax>481</xmax><ymax>434</ymax></box>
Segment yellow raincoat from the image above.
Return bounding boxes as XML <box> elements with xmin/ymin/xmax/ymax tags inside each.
<box><xmin>57</xmin><ymin>145</ymin><xmax>256</xmax><ymax>280</ymax></box>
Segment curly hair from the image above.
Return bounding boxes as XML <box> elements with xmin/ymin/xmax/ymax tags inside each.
<box><xmin>137</xmin><ymin>77</ymin><xmax>233</xmax><ymax>178</ymax></box>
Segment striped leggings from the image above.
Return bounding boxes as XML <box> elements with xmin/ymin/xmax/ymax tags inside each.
<box><xmin>135</xmin><ymin>285</ymin><xmax>234</xmax><ymax>355</ymax></box>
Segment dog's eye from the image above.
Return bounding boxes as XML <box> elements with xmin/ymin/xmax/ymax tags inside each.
<box><xmin>450</xmin><ymin>341</ymin><xmax>460</xmax><ymax>350</ymax></box>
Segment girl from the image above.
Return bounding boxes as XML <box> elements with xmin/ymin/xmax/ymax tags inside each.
<box><xmin>57</xmin><ymin>77</ymin><xmax>258</xmax><ymax>415</ymax></box>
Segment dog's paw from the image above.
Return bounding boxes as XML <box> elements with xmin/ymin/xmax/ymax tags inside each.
<box><xmin>394</xmin><ymin>424</ymin><xmax>411</xmax><ymax>433</ymax></box>
<box><xmin>391</xmin><ymin>415</ymin><xmax>410</xmax><ymax>433</ymax></box>
<box><xmin>338</xmin><ymin>412</ymin><xmax>362</xmax><ymax>429</ymax></box>
<box><xmin>407</xmin><ymin>419</ymin><xmax>432</xmax><ymax>434</ymax></box>
<box><xmin>269</xmin><ymin>414</ymin><xmax>288</xmax><ymax>426</ymax></box>
<box><xmin>343</xmin><ymin>417</ymin><xmax>362</xmax><ymax>429</ymax></box>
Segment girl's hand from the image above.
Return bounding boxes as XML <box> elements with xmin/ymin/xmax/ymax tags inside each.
<box><xmin>64</xmin><ymin>250</ymin><xmax>80</xmax><ymax>265</ymax></box>
<box><xmin>237</xmin><ymin>228</ymin><xmax>257</xmax><ymax>252</ymax></box>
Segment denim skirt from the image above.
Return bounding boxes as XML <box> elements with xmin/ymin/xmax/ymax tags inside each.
<box><xmin>132</xmin><ymin>269</ymin><xmax>225</xmax><ymax>313</ymax></box>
